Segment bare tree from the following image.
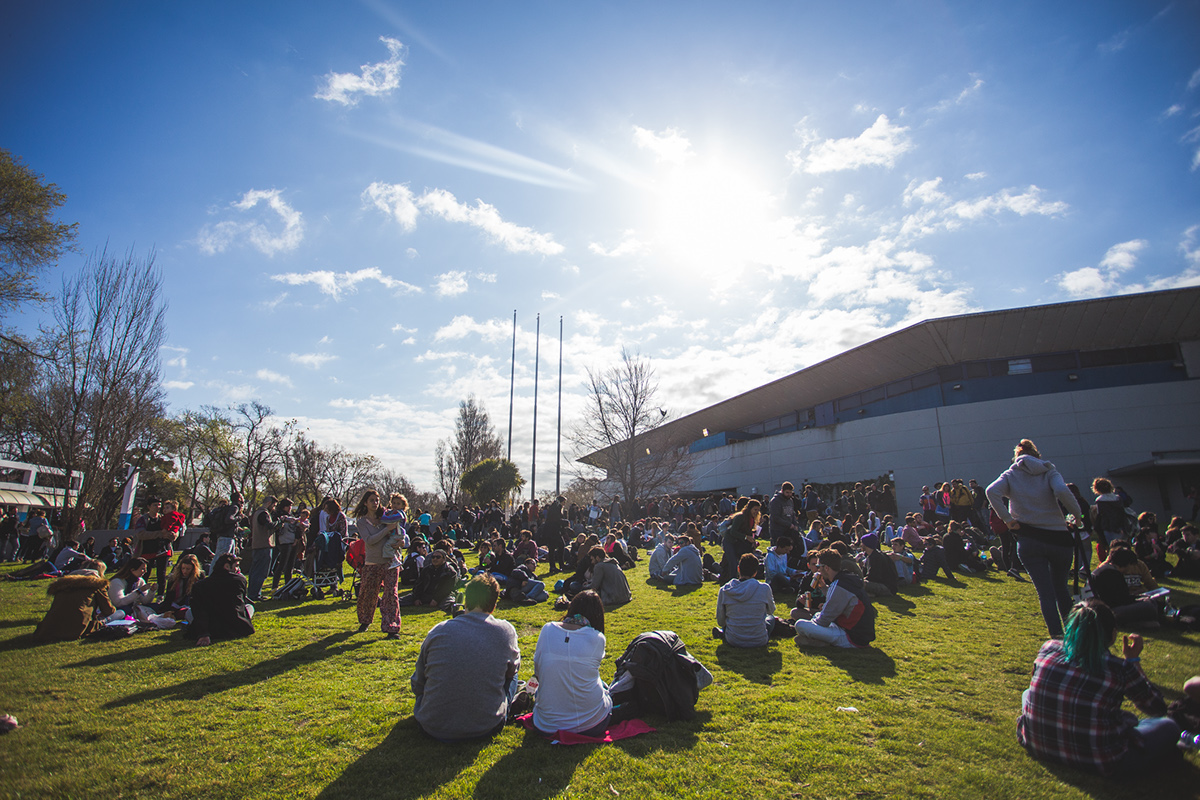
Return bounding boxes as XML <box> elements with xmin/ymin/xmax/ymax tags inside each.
<box><xmin>571</xmin><ymin>348</ymin><xmax>692</xmax><ymax>518</ymax></box>
<box><xmin>27</xmin><ymin>246</ymin><xmax>166</xmax><ymax>530</ymax></box>
<box><xmin>435</xmin><ymin>394</ymin><xmax>503</xmax><ymax>504</ymax></box>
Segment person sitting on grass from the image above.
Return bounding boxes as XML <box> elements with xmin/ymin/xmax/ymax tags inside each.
<box><xmin>587</xmin><ymin>545</ymin><xmax>632</xmax><ymax>606</ymax></box>
<box><xmin>411</xmin><ymin>574</ymin><xmax>522</xmax><ymax>742</ymax></box>
<box><xmin>714</xmin><ymin>553</ymin><xmax>794</xmax><ymax>647</ymax></box>
<box><xmin>107</xmin><ymin>557</ymin><xmax>155</xmax><ymax>620</ymax></box>
<box><xmin>887</xmin><ymin>536</ymin><xmax>917</xmax><ymax>585</ymax></box>
<box><xmin>532</xmin><ymin>590</ymin><xmax>612</xmax><ymax>737</ymax></box>
<box><xmin>648</xmin><ymin>534</ymin><xmax>675</xmax><ymax>581</ymax></box>
<box><xmin>764</xmin><ymin>536</ymin><xmax>801</xmax><ymax>592</ymax></box>
<box><xmin>1088</xmin><ymin>546</ymin><xmax>1162</xmax><ymax>629</ymax></box>
<box><xmin>189</xmin><ymin>553</ymin><xmax>255</xmax><ymax>646</ymax></box>
<box><xmin>793</xmin><ymin>550</ymin><xmax>877</xmax><ymax>649</ymax></box>
<box><xmin>603</xmin><ymin>532</ymin><xmax>637</xmax><ymax>569</ymax></box>
<box><xmin>1168</xmin><ymin>524</ymin><xmax>1200</xmax><ymax>579</ymax></box>
<box><xmin>398</xmin><ymin>544</ymin><xmax>460</xmax><ymax>613</ymax></box>
<box><xmin>505</xmin><ymin>558</ymin><xmax>549</xmax><ymax>604</ymax></box>
<box><xmin>33</xmin><ymin>559</ymin><xmax>115</xmax><ymax>642</ymax></box>
<box><xmin>1017</xmin><ymin>599</ymin><xmax>1181</xmax><ymax>776</ymax></box>
<box><xmin>662</xmin><ymin>533</ymin><xmax>704</xmax><ymax>586</ymax></box>
<box><xmin>859</xmin><ymin>533</ymin><xmax>898</xmax><ymax>597</ymax></box>
<box><xmin>512</xmin><ymin>529</ymin><xmax>539</xmax><ymax>565</ymax></box>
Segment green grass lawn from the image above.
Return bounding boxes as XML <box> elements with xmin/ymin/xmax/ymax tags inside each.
<box><xmin>1</xmin><ymin>558</ymin><xmax>1197</xmax><ymax>799</ymax></box>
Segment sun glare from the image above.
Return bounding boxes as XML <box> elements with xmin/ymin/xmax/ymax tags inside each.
<box><xmin>650</xmin><ymin>155</ymin><xmax>781</xmax><ymax>281</ymax></box>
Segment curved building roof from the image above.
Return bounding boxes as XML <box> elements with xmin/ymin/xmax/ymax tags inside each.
<box><xmin>580</xmin><ymin>286</ymin><xmax>1200</xmax><ymax>467</ymax></box>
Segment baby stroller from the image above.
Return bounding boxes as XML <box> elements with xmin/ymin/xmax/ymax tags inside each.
<box><xmin>344</xmin><ymin>537</ymin><xmax>365</xmax><ymax>601</ymax></box>
<box><xmin>310</xmin><ymin>529</ymin><xmax>351</xmax><ymax>600</ymax></box>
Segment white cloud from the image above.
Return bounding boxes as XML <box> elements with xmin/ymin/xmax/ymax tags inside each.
<box><xmin>406</xmin><ymin>247</ymin><xmax>419</xmax><ymax>259</ymax></box>
<box><xmin>434</xmin><ymin>271</ymin><xmax>469</xmax><ymax>297</ymax></box>
<box><xmin>197</xmin><ymin>189</ymin><xmax>304</xmax><ymax>257</ymax></box>
<box><xmin>965</xmin><ymin>171</ymin><xmax>988</xmax><ymax>181</ymax></box>
<box><xmin>903</xmin><ymin>178</ymin><xmax>948</xmax><ymax>206</ymax></box>
<box><xmin>933</xmin><ymin>76</ymin><xmax>984</xmax><ymax>111</ymax></box>
<box><xmin>164</xmin><ymin>380</ymin><xmax>194</xmax><ymax>391</ymax></box>
<box><xmin>314</xmin><ymin>36</ymin><xmax>405</xmax><ymax>106</ymax></box>
<box><xmin>1189</xmin><ymin>67</ymin><xmax>1200</xmax><ymax>92</ymax></box>
<box><xmin>788</xmin><ymin>114</ymin><xmax>913</xmax><ymax>174</ymax></box>
<box><xmin>416</xmin><ymin>188</ymin><xmax>564</xmax><ymax>255</ymax></box>
<box><xmin>474</xmin><ymin>272</ymin><xmax>497</xmax><ymax>282</ymax></box>
<box><xmin>632</xmin><ymin>126</ymin><xmax>694</xmax><ymax>164</ymax></box>
<box><xmin>1164</xmin><ymin>104</ymin><xmax>1183</xmax><ymax>118</ymax></box>
<box><xmin>391</xmin><ymin>323</ymin><xmax>417</xmax><ymax>333</ymax></box>
<box><xmin>269</xmin><ymin>267</ymin><xmax>422</xmax><ymax>300</ymax></box>
<box><xmin>256</xmin><ymin>368</ymin><xmax>294</xmax><ymax>387</ymax></box>
<box><xmin>433</xmin><ymin>315</ymin><xmax>512</xmax><ymax>342</ymax></box>
<box><xmin>589</xmin><ymin>231</ymin><xmax>647</xmax><ymax>258</ymax></box>
<box><xmin>1057</xmin><ymin>239</ymin><xmax>1148</xmax><ymax>296</ymax></box>
<box><xmin>161</xmin><ymin>345</ymin><xmax>189</xmax><ymax>370</ymax></box>
<box><xmin>401</xmin><ymin>337</ymin><xmax>416</xmax><ymax>345</ymax></box>
<box><xmin>289</xmin><ymin>352</ymin><xmax>338</xmax><ymax>369</ymax></box>
<box><xmin>362</xmin><ymin>182</ymin><xmax>420</xmax><ymax>231</ymax></box>
<box><xmin>541</xmin><ymin>291</ymin><xmax>560</xmax><ymax>300</ymax></box>
<box><xmin>899</xmin><ymin>183</ymin><xmax>1069</xmax><ymax>240</ymax></box>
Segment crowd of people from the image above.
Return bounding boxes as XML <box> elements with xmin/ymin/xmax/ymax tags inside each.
<box><xmin>7</xmin><ymin>436</ymin><xmax>1200</xmax><ymax>777</ymax></box>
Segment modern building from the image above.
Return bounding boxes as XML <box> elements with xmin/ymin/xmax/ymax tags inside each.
<box><xmin>583</xmin><ymin>287</ymin><xmax>1200</xmax><ymax>520</ymax></box>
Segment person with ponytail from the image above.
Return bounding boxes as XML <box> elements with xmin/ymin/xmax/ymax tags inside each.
<box><xmin>1017</xmin><ymin>599</ymin><xmax>1181</xmax><ymax>776</ymax></box>
<box><xmin>986</xmin><ymin>439</ymin><xmax>1081</xmax><ymax>638</ymax></box>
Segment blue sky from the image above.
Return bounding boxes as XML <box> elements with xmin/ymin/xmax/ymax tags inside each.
<box><xmin>3</xmin><ymin>1</ymin><xmax>1199</xmax><ymax>493</ymax></box>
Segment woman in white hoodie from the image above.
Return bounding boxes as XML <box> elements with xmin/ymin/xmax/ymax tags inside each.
<box><xmin>986</xmin><ymin>439</ymin><xmax>1082</xmax><ymax>638</ymax></box>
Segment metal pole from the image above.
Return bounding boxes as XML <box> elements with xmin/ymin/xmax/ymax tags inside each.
<box><xmin>532</xmin><ymin>313</ymin><xmax>540</xmax><ymax>501</ymax></box>
<box><xmin>507</xmin><ymin>310</ymin><xmax>516</xmax><ymax>462</ymax></box>
<box><xmin>555</xmin><ymin>315</ymin><xmax>563</xmax><ymax>496</ymax></box>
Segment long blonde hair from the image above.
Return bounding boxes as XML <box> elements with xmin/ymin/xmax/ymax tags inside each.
<box><xmin>167</xmin><ymin>554</ymin><xmax>203</xmax><ymax>594</ymax></box>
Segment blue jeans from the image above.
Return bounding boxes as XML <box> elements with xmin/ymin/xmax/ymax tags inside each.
<box><xmin>248</xmin><ymin>548</ymin><xmax>273</xmax><ymax>600</ymax></box>
<box><xmin>1016</xmin><ymin>532</ymin><xmax>1074</xmax><ymax>637</ymax></box>
<box><xmin>1110</xmin><ymin>717</ymin><xmax>1182</xmax><ymax>776</ymax></box>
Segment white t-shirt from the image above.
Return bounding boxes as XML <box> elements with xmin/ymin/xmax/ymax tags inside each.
<box><xmin>532</xmin><ymin>621</ymin><xmax>612</xmax><ymax>734</ymax></box>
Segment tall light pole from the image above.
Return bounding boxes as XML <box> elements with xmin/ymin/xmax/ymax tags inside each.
<box><xmin>531</xmin><ymin>313</ymin><xmax>540</xmax><ymax>501</ymax></box>
<box><xmin>555</xmin><ymin>315</ymin><xmax>563</xmax><ymax>497</ymax></box>
<box><xmin>507</xmin><ymin>310</ymin><xmax>516</xmax><ymax>462</ymax></box>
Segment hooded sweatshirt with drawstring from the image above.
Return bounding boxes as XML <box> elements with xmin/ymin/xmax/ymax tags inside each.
<box><xmin>986</xmin><ymin>455</ymin><xmax>1081</xmax><ymax>545</ymax></box>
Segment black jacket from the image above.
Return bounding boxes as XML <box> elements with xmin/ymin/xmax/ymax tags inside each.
<box><xmin>612</xmin><ymin>630</ymin><xmax>710</xmax><ymax>721</ymax></box>
<box><xmin>188</xmin><ymin>569</ymin><xmax>254</xmax><ymax>641</ymax></box>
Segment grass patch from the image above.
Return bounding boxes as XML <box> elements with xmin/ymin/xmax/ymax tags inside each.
<box><xmin>0</xmin><ymin>560</ymin><xmax>1197</xmax><ymax>799</ymax></box>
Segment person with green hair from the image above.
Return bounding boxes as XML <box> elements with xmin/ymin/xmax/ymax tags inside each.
<box><xmin>1017</xmin><ymin>599</ymin><xmax>1181</xmax><ymax>776</ymax></box>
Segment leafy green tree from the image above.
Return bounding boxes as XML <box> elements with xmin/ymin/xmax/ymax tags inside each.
<box><xmin>459</xmin><ymin>458</ymin><xmax>525</xmax><ymax>506</ymax></box>
<box><xmin>0</xmin><ymin>148</ymin><xmax>77</xmax><ymax>328</ymax></box>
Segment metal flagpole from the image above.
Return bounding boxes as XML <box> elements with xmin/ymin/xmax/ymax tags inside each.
<box><xmin>507</xmin><ymin>310</ymin><xmax>516</xmax><ymax>462</ymax></box>
<box><xmin>531</xmin><ymin>314</ymin><xmax>540</xmax><ymax>501</ymax></box>
<box><xmin>555</xmin><ymin>315</ymin><xmax>563</xmax><ymax>496</ymax></box>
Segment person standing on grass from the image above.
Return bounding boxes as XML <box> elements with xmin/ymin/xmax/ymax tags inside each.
<box><xmin>353</xmin><ymin>490</ymin><xmax>403</xmax><ymax>638</ymax></box>
<box><xmin>986</xmin><ymin>439</ymin><xmax>1081</xmax><ymax>639</ymax></box>
<box><xmin>1017</xmin><ymin>599</ymin><xmax>1181</xmax><ymax>776</ymax></box>
<box><xmin>411</xmin><ymin>574</ymin><xmax>522</xmax><ymax>741</ymax></box>
<box><xmin>721</xmin><ymin>498</ymin><xmax>760</xmax><ymax>582</ymax></box>
<box><xmin>246</xmin><ymin>496</ymin><xmax>280</xmax><ymax>602</ymax></box>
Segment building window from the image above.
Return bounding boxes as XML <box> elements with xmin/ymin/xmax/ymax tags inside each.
<box><xmin>1007</xmin><ymin>358</ymin><xmax>1033</xmax><ymax>375</ymax></box>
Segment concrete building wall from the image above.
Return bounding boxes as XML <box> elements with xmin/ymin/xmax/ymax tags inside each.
<box><xmin>686</xmin><ymin>379</ymin><xmax>1200</xmax><ymax>519</ymax></box>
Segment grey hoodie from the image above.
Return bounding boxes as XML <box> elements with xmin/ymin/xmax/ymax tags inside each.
<box><xmin>986</xmin><ymin>455</ymin><xmax>1081</xmax><ymax>532</ymax></box>
<box><xmin>716</xmin><ymin>577</ymin><xmax>775</xmax><ymax>647</ymax></box>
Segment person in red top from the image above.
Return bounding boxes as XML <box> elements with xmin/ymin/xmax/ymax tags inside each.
<box><xmin>1017</xmin><ymin>599</ymin><xmax>1181</xmax><ymax>776</ymax></box>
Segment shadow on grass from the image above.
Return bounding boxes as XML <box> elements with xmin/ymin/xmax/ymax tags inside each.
<box><xmin>715</xmin><ymin>644</ymin><xmax>784</xmax><ymax>683</ymax></box>
<box><xmin>103</xmin><ymin>630</ymin><xmax>365</xmax><ymax>709</ymax></box>
<box><xmin>0</xmin><ymin>617</ymin><xmax>39</xmax><ymax>629</ymax></box>
<box><xmin>68</xmin><ymin>637</ymin><xmax>187</xmax><ymax>666</ymax></box>
<box><xmin>1041</xmin><ymin>754</ymin><xmax>1200</xmax><ymax>799</ymax></box>
<box><xmin>0</xmin><ymin>631</ymin><xmax>39</xmax><ymax>653</ymax></box>
<box><xmin>472</xmin><ymin>732</ymin><xmax>592</xmax><ymax>800</ymax></box>
<box><xmin>316</xmin><ymin>718</ymin><xmax>490</xmax><ymax>800</ymax></box>
<box><xmin>876</xmin><ymin>594</ymin><xmax>918</xmax><ymax>617</ymax></box>
<box><xmin>800</xmin><ymin>646</ymin><xmax>896</xmax><ymax>684</ymax></box>
<box><xmin>273</xmin><ymin>601</ymin><xmax>351</xmax><ymax>618</ymax></box>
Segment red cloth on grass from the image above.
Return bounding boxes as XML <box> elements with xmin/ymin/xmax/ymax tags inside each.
<box><xmin>516</xmin><ymin>713</ymin><xmax>655</xmax><ymax>744</ymax></box>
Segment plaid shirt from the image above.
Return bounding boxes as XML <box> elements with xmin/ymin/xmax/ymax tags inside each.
<box><xmin>1017</xmin><ymin>640</ymin><xmax>1167</xmax><ymax>775</ymax></box>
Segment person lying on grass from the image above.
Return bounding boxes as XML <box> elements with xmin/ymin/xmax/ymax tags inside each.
<box><xmin>714</xmin><ymin>552</ymin><xmax>795</xmax><ymax>647</ymax></box>
<box><xmin>411</xmin><ymin>573</ymin><xmax>521</xmax><ymax>742</ymax></box>
<box><xmin>1018</xmin><ymin>599</ymin><xmax>1182</xmax><ymax>777</ymax></box>
<box><xmin>793</xmin><ymin>549</ymin><xmax>877</xmax><ymax>649</ymax></box>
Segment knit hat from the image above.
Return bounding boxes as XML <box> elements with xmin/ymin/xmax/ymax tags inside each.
<box><xmin>860</xmin><ymin>533</ymin><xmax>879</xmax><ymax>550</ymax></box>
